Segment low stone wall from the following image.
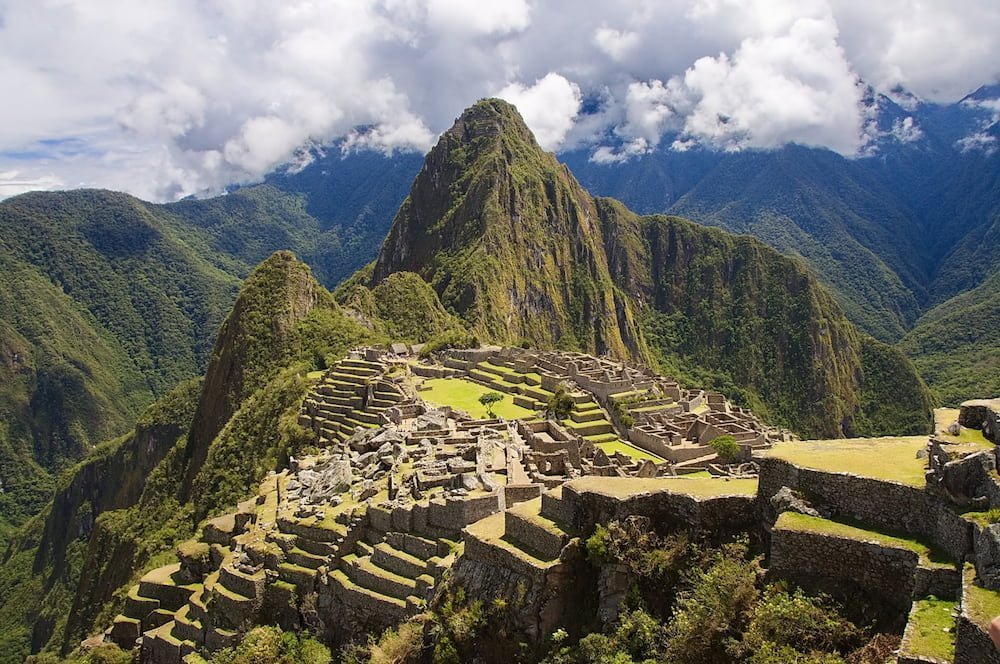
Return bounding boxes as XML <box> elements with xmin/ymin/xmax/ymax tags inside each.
<box><xmin>959</xmin><ymin>400</ymin><xmax>1000</xmax><ymax>443</ymax></box>
<box><xmin>956</xmin><ymin>614</ymin><xmax>1000</xmax><ymax>664</ymax></box>
<box><xmin>504</xmin><ymin>484</ymin><xmax>543</xmax><ymax>506</ymax></box>
<box><xmin>561</xmin><ymin>484</ymin><xmax>758</xmax><ymax>539</ymax></box>
<box><xmin>769</xmin><ymin>527</ymin><xmax>919</xmax><ymax>623</ymax></box>
<box><xmin>757</xmin><ymin>458</ymin><xmax>973</xmax><ymax>562</ymax></box>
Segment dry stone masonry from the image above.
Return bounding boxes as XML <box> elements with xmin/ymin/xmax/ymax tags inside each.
<box><xmin>94</xmin><ymin>348</ymin><xmax>1000</xmax><ymax>664</ymax></box>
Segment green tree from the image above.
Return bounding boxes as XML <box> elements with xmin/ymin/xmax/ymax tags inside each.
<box><xmin>478</xmin><ymin>391</ymin><xmax>504</xmax><ymax>418</ymax></box>
<box><xmin>546</xmin><ymin>386</ymin><xmax>575</xmax><ymax>420</ymax></box>
<box><xmin>710</xmin><ymin>435</ymin><xmax>741</xmax><ymax>462</ymax></box>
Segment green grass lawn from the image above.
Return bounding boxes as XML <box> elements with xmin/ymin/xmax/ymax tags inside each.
<box><xmin>762</xmin><ymin>436</ymin><xmax>928</xmax><ymax>486</ymax></box>
<box><xmin>964</xmin><ymin>564</ymin><xmax>1000</xmax><ymax>630</ymax></box>
<box><xmin>419</xmin><ymin>378</ymin><xmax>535</xmax><ymax>420</ymax></box>
<box><xmin>568</xmin><ymin>476</ymin><xmax>758</xmax><ymax>498</ymax></box>
<box><xmin>596</xmin><ymin>439</ymin><xmax>664</xmax><ymax>463</ymax></box>
<box><xmin>775</xmin><ymin>512</ymin><xmax>953</xmax><ymax>568</ymax></box>
<box><xmin>903</xmin><ymin>598</ymin><xmax>956</xmax><ymax>661</ymax></box>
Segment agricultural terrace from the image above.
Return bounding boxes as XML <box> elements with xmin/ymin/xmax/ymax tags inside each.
<box><xmin>761</xmin><ymin>436</ymin><xmax>928</xmax><ymax>487</ymax></box>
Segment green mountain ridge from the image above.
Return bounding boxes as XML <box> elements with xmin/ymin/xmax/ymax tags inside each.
<box><xmin>0</xmin><ymin>252</ymin><xmax>379</xmax><ymax>662</ymax></box>
<box><xmin>0</xmin><ymin>99</ymin><xmax>939</xmax><ymax>661</ymax></box>
<box><xmin>367</xmin><ymin>99</ymin><xmax>932</xmax><ymax>438</ymax></box>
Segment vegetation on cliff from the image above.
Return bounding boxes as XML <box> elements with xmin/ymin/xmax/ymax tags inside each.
<box><xmin>357</xmin><ymin>522</ymin><xmax>896</xmax><ymax>664</ymax></box>
<box><xmin>366</xmin><ymin>99</ymin><xmax>932</xmax><ymax>438</ymax></box>
<box><xmin>0</xmin><ymin>252</ymin><xmax>378</xmax><ymax>663</ymax></box>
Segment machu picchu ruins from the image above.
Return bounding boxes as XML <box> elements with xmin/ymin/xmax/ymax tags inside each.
<box><xmin>91</xmin><ymin>344</ymin><xmax>1000</xmax><ymax>664</ymax></box>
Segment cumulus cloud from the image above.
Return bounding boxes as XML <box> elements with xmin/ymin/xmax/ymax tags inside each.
<box><xmin>0</xmin><ymin>0</ymin><xmax>998</xmax><ymax>200</ymax></box>
<box><xmin>497</xmin><ymin>73</ymin><xmax>582</xmax><ymax>151</ymax></box>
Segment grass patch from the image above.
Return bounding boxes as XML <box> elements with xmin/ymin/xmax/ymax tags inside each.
<box><xmin>596</xmin><ymin>439</ymin><xmax>664</xmax><ymax>463</ymax></box>
<box><xmin>964</xmin><ymin>564</ymin><xmax>1000</xmax><ymax>630</ymax></box>
<box><xmin>775</xmin><ymin>512</ymin><xmax>953</xmax><ymax>568</ymax></box>
<box><xmin>762</xmin><ymin>436</ymin><xmax>928</xmax><ymax>486</ymax></box>
<box><xmin>903</xmin><ymin>598</ymin><xmax>956</xmax><ymax>661</ymax></box>
<box><xmin>419</xmin><ymin>378</ymin><xmax>535</xmax><ymax>419</ymax></box>
<box><xmin>568</xmin><ymin>475</ymin><xmax>758</xmax><ymax>498</ymax></box>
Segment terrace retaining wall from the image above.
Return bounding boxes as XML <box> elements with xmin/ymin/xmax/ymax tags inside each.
<box><xmin>758</xmin><ymin>458</ymin><xmax>973</xmax><ymax>562</ymax></box>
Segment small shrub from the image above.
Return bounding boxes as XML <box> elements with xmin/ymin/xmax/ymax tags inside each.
<box><xmin>546</xmin><ymin>386</ymin><xmax>575</xmax><ymax>420</ymax></box>
<box><xmin>586</xmin><ymin>524</ymin><xmax>611</xmax><ymax>565</ymax></box>
<box><xmin>710</xmin><ymin>435</ymin><xmax>741</xmax><ymax>461</ymax></box>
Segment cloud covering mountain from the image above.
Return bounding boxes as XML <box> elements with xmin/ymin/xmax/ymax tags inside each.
<box><xmin>1</xmin><ymin>0</ymin><xmax>998</xmax><ymax>200</ymax></box>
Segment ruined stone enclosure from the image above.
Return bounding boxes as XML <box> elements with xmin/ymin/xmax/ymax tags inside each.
<box><xmin>99</xmin><ymin>348</ymin><xmax>1000</xmax><ymax>664</ymax></box>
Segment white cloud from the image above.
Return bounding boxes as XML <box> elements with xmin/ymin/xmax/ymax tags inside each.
<box><xmin>593</xmin><ymin>27</ymin><xmax>640</xmax><ymax>62</ymax></box>
<box><xmin>890</xmin><ymin>116</ymin><xmax>923</xmax><ymax>144</ymax></box>
<box><xmin>0</xmin><ymin>0</ymin><xmax>997</xmax><ymax>199</ymax></box>
<box><xmin>497</xmin><ymin>73</ymin><xmax>582</xmax><ymax>151</ymax></box>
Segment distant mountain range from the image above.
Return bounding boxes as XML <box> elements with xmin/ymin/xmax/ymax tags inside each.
<box><xmin>0</xmin><ymin>86</ymin><xmax>994</xmax><ymax>546</ymax></box>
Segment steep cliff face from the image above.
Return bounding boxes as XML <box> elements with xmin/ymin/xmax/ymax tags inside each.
<box><xmin>597</xmin><ymin>198</ymin><xmax>866</xmax><ymax>436</ymax></box>
<box><xmin>369</xmin><ymin>99</ymin><xmax>932</xmax><ymax>438</ymax></box>
<box><xmin>372</xmin><ymin>99</ymin><xmax>646</xmax><ymax>359</ymax></box>
<box><xmin>181</xmin><ymin>251</ymin><xmax>329</xmax><ymax>497</ymax></box>
<box><xmin>0</xmin><ymin>252</ymin><xmax>378</xmax><ymax>662</ymax></box>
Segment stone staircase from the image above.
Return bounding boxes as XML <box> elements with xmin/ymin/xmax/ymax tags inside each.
<box><xmin>299</xmin><ymin>358</ymin><xmax>406</xmax><ymax>446</ymax></box>
<box><xmin>463</xmin><ymin>489</ymin><xmax>574</xmax><ymax>577</ymax></box>
<box><xmin>562</xmin><ymin>398</ymin><xmax>617</xmax><ymax>444</ymax></box>
<box><xmin>328</xmin><ymin>531</ymin><xmax>458</xmax><ymax>627</ymax></box>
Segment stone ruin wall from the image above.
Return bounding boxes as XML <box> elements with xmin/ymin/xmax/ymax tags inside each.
<box><xmin>757</xmin><ymin>457</ymin><xmax>973</xmax><ymax>562</ymax></box>
<box><xmin>768</xmin><ymin>529</ymin><xmax>929</xmax><ymax>625</ymax></box>
<box><xmin>560</xmin><ymin>485</ymin><xmax>759</xmax><ymax>541</ymax></box>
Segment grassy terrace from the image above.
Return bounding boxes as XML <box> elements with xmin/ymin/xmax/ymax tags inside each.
<box><xmin>775</xmin><ymin>512</ymin><xmax>952</xmax><ymax>568</ymax></box>
<box><xmin>902</xmin><ymin>598</ymin><xmax>956</xmax><ymax>662</ymax></box>
<box><xmin>567</xmin><ymin>475</ymin><xmax>757</xmax><ymax>498</ymax></box>
<box><xmin>964</xmin><ymin>565</ymin><xmax>1000</xmax><ymax>630</ymax></box>
<box><xmin>419</xmin><ymin>377</ymin><xmax>535</xmax><ymax>419</ymax></box>
<box><xmin>761</xmin><ymin>436</ymin><xmax>928</xmax><ymax>486</ymax></box>
<box><xmin>596</xmin><ymin>439</ymin><xmax>664</xmax><ymax>463</ymax></box>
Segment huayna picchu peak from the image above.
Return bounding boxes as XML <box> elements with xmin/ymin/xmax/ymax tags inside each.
<box><xmin>365</xmin><ymin>99</ymin><xmax>932</xmax><ymax>439</ymax></box>
<box><xmin>0</xmin><ymin>98</ymin><xmax>993</xmax><ymax>664</ymax></box>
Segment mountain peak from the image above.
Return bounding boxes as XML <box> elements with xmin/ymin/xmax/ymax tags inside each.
<box><xmin>447</xmin><ymin>97</ymin><xmax>538</xmax><ymax>146</ymax></box>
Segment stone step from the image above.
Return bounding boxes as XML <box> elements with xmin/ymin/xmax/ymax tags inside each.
<box><xmin>171</xmin><ymin>605</ymin><xmax>204</xmax><ymax>646</ymax></box>
<box><xmin>565</xmin><ymin>420</ymin><xmax>614</xmax><ymax>437</ymax></box>
<box><xmin>335</xmin><ymin>362</ymin><xmax>380</xmax><ymax>376</ymax></box>
<box><xmin>123</xmin><ymin>584</ymin><xmax>160</xmax><ymax>620</ymax></box>
<box><xmin>141</xmin><ymin>621</ymin><xmax>191</xmax><ymax>664</ymax></box>
<box><xmin>369</xmin><ymin>398</ymin><xmax>397</xmax><ymax>409</ymax></box>
<box><xmin>138</xmin><ymin>563</ymin><xmax>197</xmax><ymax>612</ymax></box>
<box><xmin>108</xmin><ymin>615</ymin><xmax>141</xmax><ymax>650</ymax></box>
<box><xmin>278</xmin><ymin>562</ymin><xmax>318</xmax><ymax>589</ymax></box>
<box><xmin>384</xmin><ymin>531</ymin><xmax>441</xmax><ymax>560</ymax></box>
<box><xmin>570</xmin><ymin>408</ymin><xmax>606</xmax><ymax>423</ymax></box>
<box><xmin>287</xmin><ymin>547</ymin><xmax>327</xmax><ymax>570</ymax></box>
<box><xmin>218</xmin><ymin>564</ymin><xmax>264</xmax><ymax>600</ymax></box>
<box><xmin>277</xmin><ymin>515</ymin><xmax>346</xmax><ymax>542</ymax></box>
<box><xmin>353</xmin><ymin>410</ymin><xmax>383</xmax><ymax>425</ymax></box>
<box><xmin>209</xmin><ymin>583</ymin><xmax>257</xmax><ymax>628</ymax></box>
<box><xmin>504</xmin><ymin>497</ymin><xmax>570</xmax><ymax>561</ymax></box>
<box><xmin>143</xmin><ymin>607</ymin><xmax>176</xmax><ymax>632</ymax></box>
<box><xmin>202</xmin><ymin>513</ymin><xmax>237</xmax><ymax>546</ymax></box>
<box><xmin>342</xmin><ymin>554</ymin><xmax>420</xmax><ymax>601</ymax></box>
<box><xmin>297</xmin><ymin>536</ymin><xmax>338</xmax><ymax>558</ymax></box>
<box><xmin>329</xmin><ymin>569</ymin><xmax>409</xmax><ymax>614</ymax></box>
<box><xmin>317</xmin><ymin>391</ymin><xmax>361</xmax><ymax>405</ymax></box>
<box><xmin>372</xmin><ymin>542</ymin><xmax>430</xmax><ymax>579</ymax></box>
<box><xmin>317</xmin><ymin>402</ymin><xmax>353</xmax><ymax>417</ymax></box>
<box><xmin>326</xmin><ymin>372</ymin><xmax>370</xmax><ymax>386</ymax></box>
<box><xmin>205</xmin><ymin>625</ymin><xmax>239</xmax><ymax>651</ymax></box>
